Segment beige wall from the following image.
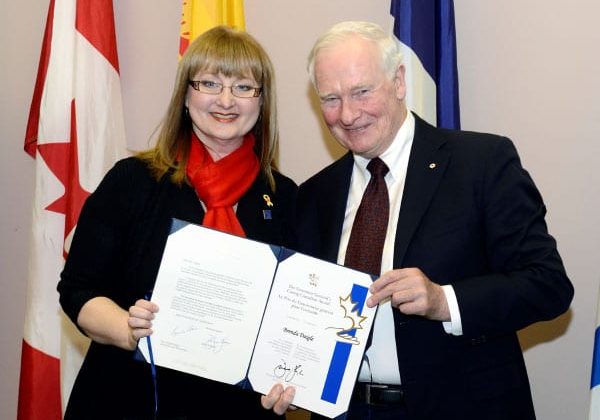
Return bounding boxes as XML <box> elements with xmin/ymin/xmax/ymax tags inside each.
<box><xmin>2</xmin><ymin>1</ymin><xmax>598</xmax><ymax>419</ymax></box>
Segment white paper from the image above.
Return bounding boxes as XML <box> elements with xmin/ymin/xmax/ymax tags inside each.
<box><xmin>138</xmin><ymin>221</ymin><xmax>376</xmax><ymax>418</ymax></box>
<box><xmin>139</xmin><ymin>223</ymin><xmax>277</xmax><ymax>384</ymax></box>
<box><xmin>247</xmin><ymin>252</ymin><xmax>375</xmax><ymax>418</ymax></box>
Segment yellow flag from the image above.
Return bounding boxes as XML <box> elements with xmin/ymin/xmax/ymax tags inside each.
<box><xmin>179</xmin><ymin>0</ymin><xmax>245</xmax><ymax>57</ymax></box>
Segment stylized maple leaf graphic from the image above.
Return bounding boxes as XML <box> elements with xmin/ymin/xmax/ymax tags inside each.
<box><xmin>338</xmin><ymin>294</ymin><xmax>367</xmax><ymax>332</ymax></box>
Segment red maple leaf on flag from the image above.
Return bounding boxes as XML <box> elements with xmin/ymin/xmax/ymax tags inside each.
<box><xmin>37</xmin><ymin>101</ymin><xmax>90</xmax><ymax>255</ymax></box>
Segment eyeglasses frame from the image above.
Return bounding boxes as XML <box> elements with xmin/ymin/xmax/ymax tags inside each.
<box><xmin>188</xmin><ymin>80</ymin><xmax>262</xmax><ymax>98</ymax></box>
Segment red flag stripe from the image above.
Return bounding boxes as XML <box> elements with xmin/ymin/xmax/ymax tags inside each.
<box><xmin>23</xmin><ymin>0</ymin><xmax>56</xmax><ymax>158</ymax></box>
<box><xmin>75</xmin><ymin>0</ymin><xmax>120</xmax><ymax>73</ymax></box>
<box><xmin>17</xmin><ymin>341</ymin><xmax>61</xmax><ymax>420</ymax></box>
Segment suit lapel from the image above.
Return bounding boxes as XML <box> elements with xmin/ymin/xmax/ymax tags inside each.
<box><xmin>393</xmin><ymin>115</ymin><xmax>450</xmax><ymax>267</ymax></box>
<box><xmin>318</xmin><ymin>152</ymin><xmax>354</xmax><ymax>263</ymax></box>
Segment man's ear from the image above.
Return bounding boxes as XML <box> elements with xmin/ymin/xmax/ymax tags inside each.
<box><xmin>394</xmin><ymin>64</ymin><xmax>407</xmax><ymax>100</ymax></box>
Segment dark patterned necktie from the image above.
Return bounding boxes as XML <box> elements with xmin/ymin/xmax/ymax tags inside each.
<box><xmin>344</xmin><ymin>157</ymin><xmax>390</xmax><ymax>275</ymax></box>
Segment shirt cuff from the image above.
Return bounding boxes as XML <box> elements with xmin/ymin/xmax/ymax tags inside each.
<box><xmin>441</xmin><ymin>285</ymin><xmax>463</xmax><ymax>336</ymax></box>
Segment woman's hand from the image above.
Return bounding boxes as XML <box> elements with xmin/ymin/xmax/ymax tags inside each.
<box><xmin>77</xmin><ymin>297</ymin><xmax>159</xmax><ymax>351</ymax></box>
<box><xmin>127</xmin><ymin>299</ymin><xmax>160</xmax><ymax>348</ymax></box>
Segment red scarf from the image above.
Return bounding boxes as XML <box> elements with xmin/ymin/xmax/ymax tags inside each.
<box><xmin>186</xmin><ymin>131</ymin><xmax>259</xmax><ymax>237</ymax></box>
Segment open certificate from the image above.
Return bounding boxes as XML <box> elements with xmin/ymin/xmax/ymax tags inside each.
<box><xmin>138</xmin><ymin>219</ymin><xmax>376</xmax><ymax>419</ymax></box>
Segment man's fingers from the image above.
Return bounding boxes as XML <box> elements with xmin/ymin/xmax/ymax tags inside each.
<box><xmin>261</xmin><ymin>383</ymin><xmax>284</xmax><ymax>410</ymax></box>
<box><xmin>367</xmin><ymin>290</ymin><xmax>389</xmax><ymax>307</ymax></box>
<box><xmin>368</xmin><ymin>279</ymin><xmax>409</xmax><ymax>307</ymax></box>
<box><xmin>370</xmin><ymin>270</ymin><xmax>403</xmax><ymax>293</ymax></box>
<box><xmin>368</xmin><ymin>268</ymin><xmax>432</xmax><ymax>307</ymax></box>
<box><xmin>273</xmin><ymin>386</ymin><xmax>296</xmax><ymax>415</ymax></box>
<box><xmin>261</xmin><ymin>384</ymin><xmax>295</xmax><ymax>415</ymax></box>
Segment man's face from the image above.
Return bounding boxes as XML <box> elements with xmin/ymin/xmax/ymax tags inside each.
<box><xmin>314</xmin><ymin>36</ymin><xmax>407</xmax><ymax>158</ymax></box>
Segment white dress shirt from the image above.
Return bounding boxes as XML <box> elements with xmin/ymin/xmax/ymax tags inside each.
<box><xmin>337</xmin><ymin>112</ymin><xmax>462</xmax><ymax>385</ymax></box>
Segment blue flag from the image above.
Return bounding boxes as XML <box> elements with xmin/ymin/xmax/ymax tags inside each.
<box><xmin>591</xmin><ymin>289</ymin><xmax>600</xmax><ymax>419</ymax></box>
<box><xmin>391</xmin><ymin>0</ymin><xmax>460</xmax><ymax>129</ymax></box>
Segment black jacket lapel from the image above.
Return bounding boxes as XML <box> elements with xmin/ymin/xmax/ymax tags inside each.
<box><xmin>318</xmin><ymin>152</ymin><xmax>354</xmax><ymax>263</ymax></box>
<box><xmin>393</xmin><ymin>115</ymin><xmax>450</xmax><ymax>268</ymax></box>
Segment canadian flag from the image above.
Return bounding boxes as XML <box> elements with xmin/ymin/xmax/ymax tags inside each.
<box><xmin>18</xmin><ymin>0</ymin><xmax>128</xmax><ymax>418</ymax></box>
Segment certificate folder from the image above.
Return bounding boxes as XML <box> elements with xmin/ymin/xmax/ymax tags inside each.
<box><xmin>138</xmin><ymin>218</ymin><xmax>377</xmax><ymax>419</ymax></box>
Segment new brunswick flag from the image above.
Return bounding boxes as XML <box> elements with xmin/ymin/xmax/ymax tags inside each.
<box><xmin>179</xmin><ymin>0</ymin><xmax>246</xmax><ymax>57</ymax></box>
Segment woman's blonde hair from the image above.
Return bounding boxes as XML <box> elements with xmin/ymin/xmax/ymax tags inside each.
<box><xmin>138</xmin><ymin>26</ymin><xmax>279</xmax><ymax>189</ymax></box>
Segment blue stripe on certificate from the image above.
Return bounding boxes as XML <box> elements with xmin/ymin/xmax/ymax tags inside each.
<box><xmin>320</xmin><ymin>284</ymin><xmax>368</xmax><ymax>403</ymax></box>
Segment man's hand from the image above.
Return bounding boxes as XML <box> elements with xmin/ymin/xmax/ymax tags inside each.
<box><xmin>261</xmin><ymin>383</ymin><xmax>296</xmax><ymax>415</ymax></box>
<box><xmin>366</xmin><ymin>267</ymin><xmax>450</xmax><ymax>321</ymax></box>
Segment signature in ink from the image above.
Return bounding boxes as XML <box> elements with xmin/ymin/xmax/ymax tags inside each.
<box><xmin>200</xmin><ymin>335</ymin><xmax>230</xmax><ymax>353</ymax></box>
<box><xmin>171</xmin><ymin>325</ymin><xmax>200</xmax><ymax>336</ymax></box>
<box><xmin>273</xmin><ymin>359</ymin><xmax>304</xmax><ymax>382</ymax></box>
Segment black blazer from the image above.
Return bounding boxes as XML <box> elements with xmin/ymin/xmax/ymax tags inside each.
<box><xmin>58</xmin><ymin>157</ymin><xmax>297</xmax><ymax>419</ymax></box>
<box><xmin>296</xmin><ymin>115</ymin><xmax>573</xmax><ymax>419</ymax></box>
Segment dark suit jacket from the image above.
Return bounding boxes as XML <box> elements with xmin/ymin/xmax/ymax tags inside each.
<box><xmin>296</xmin><ymin>115</ymin><xmax>573</xmax><ymax>420</ymax></box>
<box><xmin>58</xmin><ymin>157</ymin><xmax>297</xmax><ymax>419</ymax></box>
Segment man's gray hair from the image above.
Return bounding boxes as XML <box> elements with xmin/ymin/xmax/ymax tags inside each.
<box><xmin>307</xmin><ymin>21</ymin><xmax>403</xmax><ymax>86</ymax></box>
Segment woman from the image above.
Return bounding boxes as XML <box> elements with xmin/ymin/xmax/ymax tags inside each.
<box><xmin>58</xmin><ymin>26</ymin><xmax>297</xmax><ymax>419</ymax></box>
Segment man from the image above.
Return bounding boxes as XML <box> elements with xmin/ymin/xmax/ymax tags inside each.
<box><xmin>262</xmin><ymin>21</ymin><xmax>573</xmax><ymax>419</ymax></box>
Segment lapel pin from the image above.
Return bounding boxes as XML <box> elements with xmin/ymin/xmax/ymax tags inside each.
<box><xmin>429</xmin><ymin>163</ymin><xmax>437</xmax><ymax>169</ymax></box>
<box><xmin>262</xmin><ymin>209</ymin><xmax>272</xmax><ymax>220</ymax></box>
<box><xmin>263</xmin><ymin>194</ymin><xmax>274</xmax><ymax>207</ymax></box>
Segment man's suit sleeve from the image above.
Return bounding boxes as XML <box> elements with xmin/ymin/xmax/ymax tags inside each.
<box><xmin>451</xmin><ymin>137</ymin><xmax>573</xmax><ymax>336</ymax></box>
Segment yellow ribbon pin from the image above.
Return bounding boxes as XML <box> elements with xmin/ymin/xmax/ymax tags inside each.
<box><xmin>263</xmin><ymin>194</ymin><xmax>274</xmax><ymax>207</ymax></box>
